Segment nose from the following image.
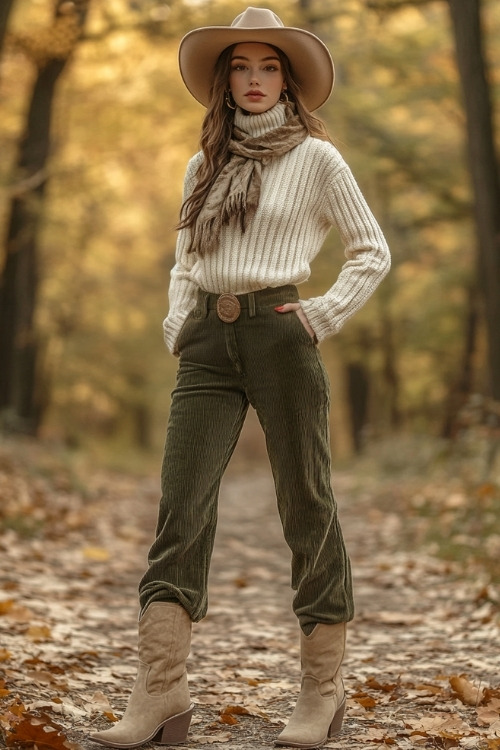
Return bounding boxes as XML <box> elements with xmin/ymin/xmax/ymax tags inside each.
<box><xmin>249</xmin><ymin>68</ymin><xmax>260</xmax><ymax>85</ymax></box>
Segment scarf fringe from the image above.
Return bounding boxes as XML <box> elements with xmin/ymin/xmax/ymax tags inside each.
<box><xmin>221</xmin><ymin>191</ymin><xmax>247</xmax><ymax>224</ymax></box>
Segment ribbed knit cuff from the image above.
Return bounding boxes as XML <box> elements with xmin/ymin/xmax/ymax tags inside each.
<box><xmin>163</xmin><ymin>313</ymin><xmax>188</xmax><ymax>355</ymax></box>
<box><xmin>300</xmin><ymin>297</ymin><xmax>341</xmax><ymax>344</ymax></box>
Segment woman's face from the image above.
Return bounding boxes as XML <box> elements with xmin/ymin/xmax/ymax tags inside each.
<box><xmin>228</xmin><ymin>42</ymin><xmax>285</xmax><ymax>114</ymax></box>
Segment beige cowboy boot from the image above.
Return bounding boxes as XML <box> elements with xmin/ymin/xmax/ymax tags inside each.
<box><xmin>276</xmin><ymin>622</ymin><xmax>346</xmax><ymax>749</ymax></box>
<box><xmin>90</xmin><ymin>602</ymin><xmax>193</xmax><ymax>748</ymax></box>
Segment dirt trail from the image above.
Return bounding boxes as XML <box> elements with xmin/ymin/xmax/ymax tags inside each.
<box><xmin>0</xmin><ymin>441</ymin><xmax>499</xmax><ymax>750</ymax></box>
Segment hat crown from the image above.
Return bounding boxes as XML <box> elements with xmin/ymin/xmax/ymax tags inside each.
<box><xmin>231</xmin><ymin>7</ymin><xmax>284</xmax><ymax>30</ymax></box>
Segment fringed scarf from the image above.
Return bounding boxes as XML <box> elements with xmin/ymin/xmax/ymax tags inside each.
<box><xmin>188</xmin><ymin>103</ymin><xmax>308</xmax><ymax>255</ymax></box>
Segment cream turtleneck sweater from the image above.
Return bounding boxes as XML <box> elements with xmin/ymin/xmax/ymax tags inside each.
<box><xmin>163</xmin><ymin>102</ymin><xmax>390</xmax><ymax>354</ymax></box>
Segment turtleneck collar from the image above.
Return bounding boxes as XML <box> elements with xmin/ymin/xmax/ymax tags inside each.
<box><xmin>234</xmin><ymin>101</ymin><xmax>289</xmax><ymax>138</ymax></box>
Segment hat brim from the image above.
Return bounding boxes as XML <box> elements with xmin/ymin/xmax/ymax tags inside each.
<box><xmin>179</xmin><ymin>26</ymin><xmax>334</xmax><ymax>112</ymax></box>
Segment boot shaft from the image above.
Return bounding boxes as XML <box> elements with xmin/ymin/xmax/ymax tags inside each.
<box><xmin>300</xmin><ymin>622</ymin><xmax>346</xmax><ymax>683</ymax></box>
<box><xmin>138</xmin><ymin>602</ymin><xmax>192</xmax><ymax>694</ymax></box>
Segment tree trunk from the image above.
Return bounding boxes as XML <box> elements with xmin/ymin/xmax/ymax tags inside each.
<box><xmin>347</xmin><ymin>362</ymin><xmax>369</xmax><ymax>453</ymax></box>
<box><xmin>380</xmin><ymin>313</ymin><xmax>402</xmax><ymax>429</ymax></box>
<box><xmin>0</xmin><ymin>0</ymin><xmax>15</xmax><ymax>60</ymax></box>
<box><xmin>0</xmin><ymin>1</ymin><xmax>89</xmax><ymax>432</ymax></box>
<box><xmin>448</xmin><ymin>0</ymin><xmax>500</xmax><ymax>400</ymax></box>
<box><xmin>441</xmin><ymin>282</ymin><xmax>479</xmax><ymax>437</ymax></box>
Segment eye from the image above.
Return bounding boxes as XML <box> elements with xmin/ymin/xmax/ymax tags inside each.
<box><xmin>231</xmin><ymin>64</ymin><xmax>246</xmax><ymax>71</ymax></box>
<box><xmin>264</xmin><ymin>65</ymin><xmax>279</xmax><ymax>72</ymax></box>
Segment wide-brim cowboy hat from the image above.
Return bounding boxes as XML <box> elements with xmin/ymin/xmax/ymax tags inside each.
<box><xmin>179</xmin><ymin>6</ymin><xmax>334</xmax><ymax>112</ymax></box>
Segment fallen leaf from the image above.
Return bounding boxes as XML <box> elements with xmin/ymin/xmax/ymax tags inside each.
<box><xmin>352</xmin><ymin>692</ymin><xmax>377</xmax><ymax>709</ymax></box>
<box><xmin>0</xmin><ymin>679</ymin><xmax>10</xmax><ymax>698</ymax></box>
<box><xmin>221</xmin><ymin>705</ymin><xmax>251</xmax><ymax>717</ymax></box>
<box><xmin>220</xmin><ymin>713</ymin><xmax>239</xmax><ymax>725</ymax></box>
<box><xmin>26</xmin><ymin>624</ymin><xmax>53</xmax><ymax>643</ymax></box>
<box><xmin>82</xmin><ymin>546</ymin><xmax>110</xmax><ymax>561</ymax></box>
<box><xmin>2</xmin><ymin>698</ymin><xmax>26</xmax><ymax>719</ymax></box>
<box><xmin>350</xmin><ymin>728</ymin><xmax>397</xmax><ymax>743</ymax></box>
<box><xmin>477</xmin><ymin>703</ymin><xmax>500</xmax><ymax>727</ymax></box>
<box><xmin>407</xmin><ymin>712</ymin><xmax>473</xmax><ymax>737</ymax></box>
<box><xmin>365</xmin><ymin>677</ymin><xmax>398</xmax><ymax>693</ymax></box>
<box><xmin>0</xmin><ymin>600</ymin><xmax>15</xmax><ymax>615</ymax></box>
<box><xmin>449</xmin><ymin>674</ymin><xmax>484</xmax><ymax>706</ymax></box>
<box><xmin>413</xmin><ymin>682</ymin><xmax>444</xmax><ymax>695</ymax></box>
<box><xmin>189</xmin><ymin>731</ymin><xmax>231</xmax><ymax>743</ymax></box>
<box><xmin>6</xmin><ymin>711</ymin><xmax>77</xmax><ymax>749</ymax></box>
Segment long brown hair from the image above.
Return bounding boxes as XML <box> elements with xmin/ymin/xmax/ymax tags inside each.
<box><xmin>177</xmin><ymin>44</ymin><xmax>332</xmax><ymax>232</ymax></box>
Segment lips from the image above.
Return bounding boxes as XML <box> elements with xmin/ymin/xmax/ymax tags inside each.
<box><xmin>245</xmin><ymin>90</ymin><xmax>265</xmax><ymax>98</ymax></box>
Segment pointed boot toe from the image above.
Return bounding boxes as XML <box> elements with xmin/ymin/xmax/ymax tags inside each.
<box><xmin>90</xmin><ymin>704</ymin><xmax>194</xmax><ymax>748</ymax></box>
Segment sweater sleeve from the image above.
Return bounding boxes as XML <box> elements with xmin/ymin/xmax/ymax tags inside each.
<box><xmin>162</xmin><ymin>153</ymin><xmax>203</xmax><ymax>355</ymax></box>
<box><xmin>300</xmin><ymin>154</ymin><xmax>391</xmax><ymax>343</ymax></box>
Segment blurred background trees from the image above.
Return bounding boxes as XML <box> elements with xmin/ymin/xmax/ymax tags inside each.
<box><xmin>0</xmin><ymin>0</ymin><xmax>498</xmax><ymax>466</ymax></box>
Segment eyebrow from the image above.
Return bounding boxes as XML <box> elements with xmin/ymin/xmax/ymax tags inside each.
<box><xmin>231</xmin><ymin>55</ymin><xmax>280</xmax><ymax>62</ymax></box>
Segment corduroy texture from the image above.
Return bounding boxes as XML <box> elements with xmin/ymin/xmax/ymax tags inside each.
<box><xmin>163</xmin><ymin>101</ymin><xmax>390</xmax><ymax>354</ymax></box>
<box><xmin>140</xmin><ymin>287</ymin><xmax>354</xmax><ymax>631</ymax></box>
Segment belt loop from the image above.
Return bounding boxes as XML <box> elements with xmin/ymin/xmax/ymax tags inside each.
<box><xmin>248</xmin><ymin>292</ymin><xmax>256</xmax><ymax>318</ymax></box>
<box><xmin>194</xmin><ymin>289</ymin><xmax>208</xmax><ymax>319</ymax></box>
<box><xmin>201</xmin><ymin>292</ymin><xmax>209</xmax><ymax>318</ymax></box>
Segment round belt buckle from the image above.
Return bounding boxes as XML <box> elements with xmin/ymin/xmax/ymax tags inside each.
<box><xmin>216</xmin><ymin>294</ymin><xmax>241</xmax><ymax>323</ymax></box>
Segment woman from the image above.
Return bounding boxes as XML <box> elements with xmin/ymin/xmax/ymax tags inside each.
<box><xmin>90</xmin><ymin>7</ymin><xmax>390</xmax><ymax>750</ymax></box>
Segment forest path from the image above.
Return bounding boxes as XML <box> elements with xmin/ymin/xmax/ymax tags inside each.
<box><xmin>0</xmin><ymin>439</ymin><xmax>499</xmax><ymax>749</ymax></box>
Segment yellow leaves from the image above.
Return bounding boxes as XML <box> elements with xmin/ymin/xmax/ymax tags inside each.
<box><xmin>81</xmin><ymin>546</ymin><xmax>110</xmax><ymax>562</ymax></box>
<box><xmin>10</xmin><ymin>14</ymin><xmax>83</xmax><ymax>68</ymax></box>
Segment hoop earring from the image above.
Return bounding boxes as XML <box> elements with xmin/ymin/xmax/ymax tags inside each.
<box><xmin>279</xmin><ymin>89</ymin><xmax>289</xmax><ymax>103</ymax></box>
<box><xmin>225</xmin><ymin>90</ymin><xmax>236</xmax><ymax>110</ymax></box>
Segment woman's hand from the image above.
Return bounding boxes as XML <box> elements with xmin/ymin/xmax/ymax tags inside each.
<box><xmin>275</xmin><ymin>302</ymin><xmax>316</xmax><ymax>341</ymax></box>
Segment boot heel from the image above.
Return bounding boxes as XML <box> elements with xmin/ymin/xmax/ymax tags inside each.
<box><xmin>154</xmin><ymin>704</ymin><xmax>194</xmax><ymax>745</ymax></box>
<box><xmin>328</xmin><ymin>696</ymin><xmax>345</xmax><ymax>737</ymax></box>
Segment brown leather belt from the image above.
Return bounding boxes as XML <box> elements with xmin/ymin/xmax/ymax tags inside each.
<box><xmin>197</xmin><ymin>286</ymin><xmax>299</xmax><ymax>323</ymax></box>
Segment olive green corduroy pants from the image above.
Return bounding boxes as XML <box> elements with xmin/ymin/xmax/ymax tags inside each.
<box><xmin>139</xmin><ymin>286</ymin><xmax>354</xmax><ymax>632</ymax></box>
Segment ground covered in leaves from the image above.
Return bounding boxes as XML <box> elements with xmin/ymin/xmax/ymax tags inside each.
<box><xmin>0</xmin><ymin>432</ymin><xmax>499</xmax><ymax>750</ymax></box>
